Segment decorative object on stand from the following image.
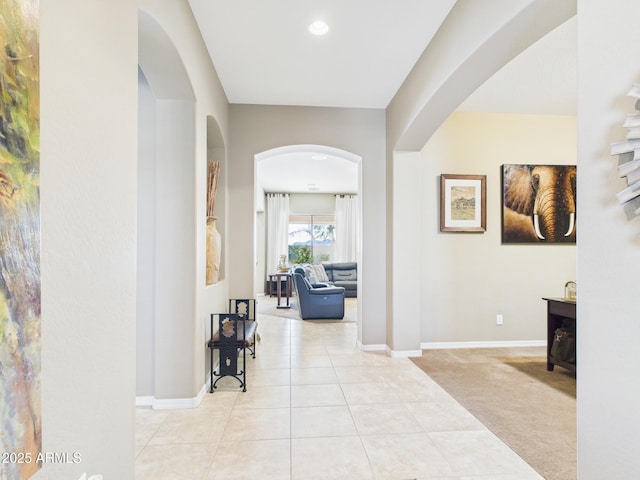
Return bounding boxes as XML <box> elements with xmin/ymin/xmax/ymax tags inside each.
<box><xmin>228</xmin><ymin>298</ymin><xmax>259</xmax><ymax>357</ymax></box>
<box><xmin>206</xmin><ymin>160</ymin><xmax>221</xmax><ymax>284</ymax></box>
<box><xmin>610</xmin><ymin>83</ymin><xmax>640</xmax><ymax>217</ymax></box>
<box><xmin>564</xmin><ymin>281</ymin><xmax>576</xmax><ymax>301</ymax></box>
<box><xmin>208</xmin><ymin>313</ymin><xmax>257</xmax><ymax>392</ymax></box>
<box><xmin>277</xmin><ymin>254</ymin><xmax>288</xmax><ymax>271</ymax></box>
<box><xmin>501</xmin><ymin>164</ymin><xmax>576</xmax><ymax>244</ymax></box>
<box><xmin>440</xmin><ymin>174</ymin><xmax>486</xmax><ymax>233</ymax></box>
<box><xmin>206</xmin><ymin>217</ymin><xmax>221</xmax><ymax>284</ymax></box>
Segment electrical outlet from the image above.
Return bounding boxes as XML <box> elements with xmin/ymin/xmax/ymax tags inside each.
<box><xmin>496</xmin><ymin>314</ymin><xmax>504</xmax><ymax>325</ymax></box>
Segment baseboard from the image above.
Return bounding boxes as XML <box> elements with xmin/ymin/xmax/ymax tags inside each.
<box><xmin>135</xmin><ymin>396</ymin><xmax>154</xmax><ymax>407</ymax></box>
<box><xmin>357</xmin><ymin>341</ymin><xmax>422</xmax><ymax>357</ymax></box>
<box><xmin>420</xmin><ymin>339</ymin><xmax>546</xmax><ymax>350</ymax></box>
<box><xmin>385</xmin><ymin>346</ymin><xmax>423</xmax><ymax>358</ymax></box>
<box><xmin>135</xmin><ymin>382</ymin><xmax>209</xmax><ymax>410</ymax></box>
<box><xmin>357</xmin><ymin>340</ymin><xmax>386</xmax><ymax>352</ymax></box>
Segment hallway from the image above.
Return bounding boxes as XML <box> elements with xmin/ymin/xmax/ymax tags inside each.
<box><xmin>135</xmin><ymin>299</ymin><xmax>541</xmax><ymax>479</ymax></box>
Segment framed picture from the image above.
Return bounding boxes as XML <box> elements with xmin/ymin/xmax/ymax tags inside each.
<box><xmin>440</xmin><ymin>174</ymin><xmax>486</xmax><ymax>232</ymax></box>
<box><xmin>501</xmin><ymin>164</ymin><xmax>576</xmax><ymax>243</ymax></box>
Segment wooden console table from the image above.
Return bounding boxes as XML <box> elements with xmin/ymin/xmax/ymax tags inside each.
<box><xmin>542</xmin><ymin>297</ymin><xmax>576</xmax><ymax>373</ymax></box>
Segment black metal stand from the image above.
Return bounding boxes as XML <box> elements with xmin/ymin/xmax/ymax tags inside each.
<box><xmin>208</xmin><ymin>312</ymin><xmax>257</xmax><ymax>392</ymax></box>
<box><xmin>228</xmin><ymin>298</ymin><xmax>257</xmax><ymax>358</ymax></box>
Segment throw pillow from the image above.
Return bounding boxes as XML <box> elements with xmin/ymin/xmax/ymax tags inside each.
<box><xmin>307</xmin><ymin>264</ymin><xmax>329</xmax><ymax>282</ymax></box>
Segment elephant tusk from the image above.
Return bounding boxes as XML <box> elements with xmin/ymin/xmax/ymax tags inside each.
<box><xmin>564</xmin><ymin>212</ymin><xmax>575</xmax><ymax>237</ymax></box>
<box><xmin>534</xmin><ymin>214</ymin><xmax>545</xmax><ymax>240</ymax></box>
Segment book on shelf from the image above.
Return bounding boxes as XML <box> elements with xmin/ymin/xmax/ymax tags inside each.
<box><xmin>626</xmin><ymin>128</ymin><xmax>640</xmax><ymax>139</ymax></box>
<box><xmin>628</xmin><ymin>83</ymin><xmax>640</xmax><ymax>99</ymax></box>
<box><xmin>617</xmin><ymin>151</ymin><xmax>634</xmax><ymax>164</ymax></box>
<box><xmin>618</xmin><ymin>159</ymin><xmax>640</xmax><ymax>177</ymax></box>
<box><xmin>616</xmin><ymin>180</ymin><xmax>640</xmax><ymax>204</ymax></box>
<box><xmin>610</xmin><ymin>138</ymin><xmax>640</xmax><ymax>155</ymax></box>
<box><xmin>626</xmin><ymin>168</ymin><xmax>640</xmax><ymax>185</ymax></box>
<box><xmin>627</xmin><ymin>171</ymin><xmax>640</xmax><ymax>185</ymax></box>
<box><xmin>624</xmin><ymin>113</ymin><xmax>640</xmax><ymax>127</ymax></box>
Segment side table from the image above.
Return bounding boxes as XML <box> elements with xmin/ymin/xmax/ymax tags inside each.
<box><xmin>269</xmin><ymin>272</ymin><xmax>292</xmax><ymax>309</ymax></box>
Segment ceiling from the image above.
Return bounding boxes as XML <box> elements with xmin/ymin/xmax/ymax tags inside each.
<box><xmin>188</xmin><ymin>2</ymin><xmax>576</xmax><ymax>195</ymax></box>
<box><xmin>188</xmin><ymin>0</ymin><xmax>457</xmax><ymax>109</ymax></box>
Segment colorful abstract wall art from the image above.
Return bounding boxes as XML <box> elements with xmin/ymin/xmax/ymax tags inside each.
<box><xmin>0</xmin><ymin>1</ymin><xmax>41</xmax><ymax>479</ymax></box>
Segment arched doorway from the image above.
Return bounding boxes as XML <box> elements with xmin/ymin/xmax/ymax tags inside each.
<box><xmin>137</xmin><ymin>10</ymin><xmax>197</xmax><ymax>403</ymax></box>
<box><xmin>254</xmin><ymin>144</ymin><xmax>363</xmax><ymax>328</ymax></box>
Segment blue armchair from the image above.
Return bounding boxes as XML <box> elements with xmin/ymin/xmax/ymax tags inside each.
<box><xmin>292</xmin><ymin>270</ymin><xmax>345</xmax><ymax>320</ymax></box>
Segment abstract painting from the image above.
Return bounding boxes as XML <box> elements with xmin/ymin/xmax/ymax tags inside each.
<box><xmin>0</xmin><ymin>1</ymin><xmax>41</xmax><ymax>479</ymax></box>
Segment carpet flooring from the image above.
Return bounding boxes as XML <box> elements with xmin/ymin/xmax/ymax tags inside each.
<box><xmin>411</xmin><ymin>347</ymin><xmax>576</xmax><ymax>480</ymax></box>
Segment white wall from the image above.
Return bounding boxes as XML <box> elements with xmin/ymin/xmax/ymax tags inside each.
<box><xmin>577</xmin><ymin>1</ymin><xmax>640</xmax><ymax>477</ymax></box>
<box><xmin>289</xmin><ymin>193</ymin><xmax>336</xmax><ymax>214</ymax></box>
<box><xmin>137</xmin><ymin>69</ymin><xmax>156</xmax><ymax>397</ymax></box>
<box><xmin>418</xmin><ymin>111</ymin><xmax>576</xmax><ymax>345</ymax></box>
<box><xmin>152</xmin><ymin>99</ymin><xmax>196</xmax><ymax>399</ymax></box>
<box><xmin>40</xmin><ymin>1</ymin><xmax>138</xmax><ymax>478</ymax></box>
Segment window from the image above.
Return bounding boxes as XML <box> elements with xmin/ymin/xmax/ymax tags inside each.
<box><xmin>288</xmin><ymin>214</ymin><xmax>335</xmax><ymax>264</ymax></box>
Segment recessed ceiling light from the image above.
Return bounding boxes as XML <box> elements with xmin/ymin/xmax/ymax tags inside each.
<box><xmin>308</xmin><ymin>20</ymin><xmax>329</xmax><ymax>36</ymax></box>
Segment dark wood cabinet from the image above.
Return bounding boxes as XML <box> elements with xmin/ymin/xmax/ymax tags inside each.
<box><xmin>543</xmin><ymin>297</ymin><xmax>576</xmax><ymax>373</ymax></box>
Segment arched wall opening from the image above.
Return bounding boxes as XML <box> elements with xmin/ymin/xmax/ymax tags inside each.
<box><xmin>137</xmin><ymin>9</ymin><xmax>198</xmax><ymax>403</ymax></box>
<box><xmin>254</xmin><ymin>144</ymin><xmax>363</xmax><ymax>335</ymax></box>
<box><xmin>386</xmin><ymin>2</ymin><xmax>576</xmax><ymax>355</ymax></box>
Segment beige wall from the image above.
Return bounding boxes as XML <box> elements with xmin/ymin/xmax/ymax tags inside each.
<box><xmin>229</xmin><ymin>105</ymin><xmax>387</xmax><ymax>346</ymax></box>
<box><xmin>40</xmin><ymin>1</ymin><xmax>138</xmax><ymax>478</ymax></box>
<box><xmin>39</xmin><ymin>0</ymin><xmax>230</xmax><ymax>477</ymax></box>
<box><xmin>136</xmin><ymin>1</ymin><xmax>230</xmax><ymax>405</ymax></box>
<box><xmin>419</xmin><ymin>111</ymin><xmax>577</xmax><ymax>343</ymax></box>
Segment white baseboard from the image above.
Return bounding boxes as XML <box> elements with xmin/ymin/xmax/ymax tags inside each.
<box><xmin>135</xmin><ymin>381</ymin><xmax>210</xmax><ymax>410</ymax></box>
<box><xmin>357</xmin><ymin>340</ymin><xmax>422</xmax><ymax>358</ymax></box>
<box><xmin>357</xmin><ymin>340</ymin><xmax>386</xmax><ymax>352</ymax></box>
<box><xmin>135</xmin><ymin>396</ymin><xmax>154</xmax><ymax>407</ymax></box>
<box><xmin>385</xmin><ymin>346</ymin><xmax>423</xmax><ymax>358</ymax></box>
<box><xmin>420</xmin><ymin>339</ymin><xmax>546</xmax><ymax>350</ymax></box>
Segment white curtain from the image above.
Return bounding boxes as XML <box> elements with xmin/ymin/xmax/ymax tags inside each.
<box><xmin>335</xmin><ymin>195</ymin><xmax>358</xmax><ymax>262</ymax></box>
<box><xmin>266</xmin><ymin>193</ymin><xmax>290</xmax><ymax>276</ymax></box>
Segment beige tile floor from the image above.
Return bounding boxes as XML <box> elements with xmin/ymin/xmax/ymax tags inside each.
<box><xmin>135</xmin><ymin>302</ymin><xmax>543</xmax><ymax>480</ymax></box>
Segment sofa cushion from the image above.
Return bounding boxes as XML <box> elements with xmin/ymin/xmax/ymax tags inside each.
<box><xmin>332</xmin><ymin>268</ymin><xmax>356</xmax><ymax>282</ymax></box>
<box><xmin>305</xmin><ymin>264</ymin><xmax>329</xmax><ymax>282</ymax></box>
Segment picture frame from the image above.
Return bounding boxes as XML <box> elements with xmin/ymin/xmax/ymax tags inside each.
<box><xmin>440</xmin><ymin>174</ymin><xmax>486</xmax><ymax>232</ymax></box>
<box><xmin>501</xmin><ymin>164</ymin><xmax>576</xmax><ymax>243</ymax></box>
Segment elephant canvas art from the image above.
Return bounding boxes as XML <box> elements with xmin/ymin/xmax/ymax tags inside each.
<box><xmin>501</xmin><ymin>164</ymin><xmax>576</xmax><ymax>243</ymax></box>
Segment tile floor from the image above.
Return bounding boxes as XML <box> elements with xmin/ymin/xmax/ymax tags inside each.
<box><xmin>135</xmin><ymin>303</ymin><xmax>543</xmax><ymax>480</ymax></box>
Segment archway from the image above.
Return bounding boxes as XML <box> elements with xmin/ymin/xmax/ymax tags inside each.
<box><xmin>137</xmin><ymin>9</ymin><xmax>197</xmax><ymax>403</ymax></box>
<box><xmin>254</xmin><ymin>145</ymin><xmax>363</xmax><ymax>335</ymax></box>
